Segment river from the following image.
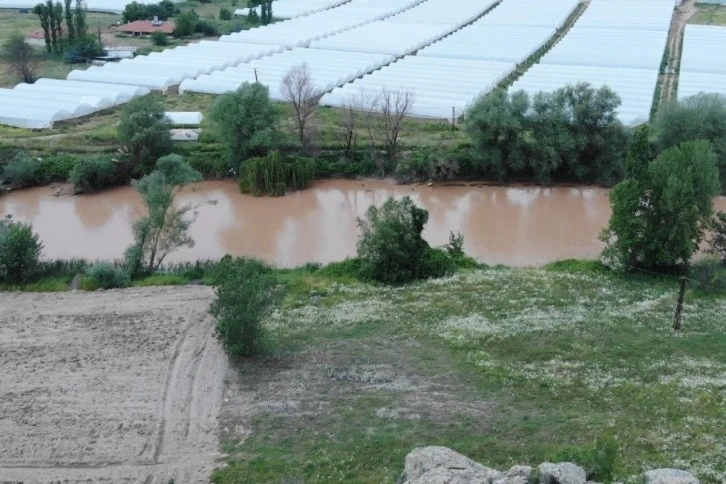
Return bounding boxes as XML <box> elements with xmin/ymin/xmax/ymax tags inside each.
<box><xmin>1</xmin><ymin>180</ymin><xmax>724</xmax><ymax>267</ymax></box>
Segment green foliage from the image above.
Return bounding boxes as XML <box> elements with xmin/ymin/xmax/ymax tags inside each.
<box><xmin>689</xmin><ymin>257</ymin><xmax>726</xmax><ymax>294</ymax></box>
<box><xmin>123</xmin><ymin>0</ymin><xmax>176</xmax><ymax>22</ymax></box>
<box><xmin>84</xmin><ymin>262</ymin><xmax>130</xmax><ymax>289</ymax></box>
<box><xmin>654</xmin><ymin>93</ymin><xmax>726</xmax><ymax>192</ymax></box>
<box><xmin>708</xmin><ymin>211</ymin><xmax>726</xmax><ymax>263</ymax></box>
<box><xmin>2</xmin><ymin>152</ymin><xmax>40</xmax><ymax>188</ymax></box>
<box><xmin>68</xmin><ymin>155</ymin><xmax>117</xmax><ymax>193</ymax></box>
<box><xmin>357</xmin><ymin>196</ymin><xmax>453</xmax><ymax>284</ymax></box>
<box><xmin>37</xmin><ymin>155</ymin><xmax>75</xmax><ymax>183</ymax></box>
<box><xmin>209</xmin><ymin>82</ymin><xmax>278</xmax><ymax>170</ymax></box>
<box><xmin>317</xmin><ymin>258</ymin><xmax>362</xmax><ymax>280</ymax></box>
<box><xmin>194</xmin><ymin>19</ymin><xmax>219</xmax><ymax>36</ymax></box>
<box><xmin>1</xmin><ymin>33</ymin><xmax>37</xmax><ymax>83</ymax></box>
<box><xmin>445</xmin><ymin>231</ymin><xmax>465</xmax><ymax>258</ymax></box>
<box><xmin>239</xmin><ymin>151</ymin><xmax>314</xmax><ymax>196</ymax></box>
<box><xmin>0</xmin><ymin>216</ymin><xmax>43</xmax><ymax>284</ymax></box>
<box><xmin>118</xmin><ymin>95</ymin><xmax>173</xmax><ymax>175</ymax></box>
<box><xmin>210</xmin><ymin>256</ymin><xmax>281</xmax><ymax>358</ymax></box>
<box><xmin>219</xmin><ymin>7</ymin><xmax>232</xmax><ymax>20</ymax></box>
<box><xmin>466</xmin><ymin>84</ymin><xmax>628</xmax><ymax>185</ymax></box>
<box><xmin>545</xmin><ymin>259</ymin><xmax>606</xmax><ymax>274</ymax></box>
<box><xmin>550</xmin><ymin>435</ymin><xmax>619</xmax><ymax>483</ymax></box>
<box><xmin>151</xmin><ymin>31</ymin><xmax>169</xmax><ymax>46</ymax></box>
<box><xmin>174</xmin><ymin>11</ymin><xmax>198</xmax><ymax>38</ymax></box>
<box><xmin>125</xmin><ymin>154</ymin><xmax>202</xmax><ymax>275</ymax></box>
<box><xmin>602</xmin><ymin>140</ymin><xmax>721</xmax><ymax>270</ymax></box>
<box><xmin>122</xmin><ymin>0</ymin><xmax>148</xmax><ymax>22</ymax></box>
<box><xmin>64</xmin><ymin>34</ymin><xmax>104</xmax><ymax>63</ymax></box>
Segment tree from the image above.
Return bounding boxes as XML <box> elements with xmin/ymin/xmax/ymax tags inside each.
<box><xmin>281</xmin><ymin>63</ymin><xmax>319</xmax><ymax>153</ymax></box>
<box><xmin>33</xmin><ymin>3</ymin><xmax>52</xmax><ymax>53</ymax></box>
<box><xmin>151</xmin><ymin>31</ymin><xmax>169</xmax><ymax>46</ymax></box>
<box><xmin>1</xmin><ymin>34</ymin><xmax>38</xmax><ymax>84</ymax></box>
<box><xmin>208</xmin><ymin>82</ymin><xmax>278</xmax><ymax>171</ymax></box>
<box><xmin>47</xmin><ymin>0</ymin><xmax>63</xmax><ymax>54</ymax></box>
<box><xmin>173</xmin><ymin>11</ymin><xmax>198</xmax><ymax>38</ymax></box>
<box><xmin>708</xmin><ymin>211</ymin><xmax>726</xmax><ymax>264</ymax></box>
<box><xmin>654</xmin><ymin>93</ymin><xmax>726</xmax><ymax>192</ymax></box>
<box><xmin>601</xmin><ymin>140</ymin><xmax>721</xmax><ymax>271</ymax></box>
<box><xmin>65</xmin><ymin>34</ymin><xmax>103</xmax><ymax>62</ymax></box>
<box><xmin>377</xmin><ymin>88</ymin><xmax>414</xmax><ymax>162</ymax></box>
<box><xmin>74</xmin><ymin>0</ymin><xmax>87</xmax><ymax>37</ymax></box>
<box><xmin>219</xmin><ymin>6</ymin><xmax>232</xmax><ymax>20</ymax></box>
<box><xmin>0</xmin><ymin>215</ymin><xmax>43</xmax><ymax>285</ymax></box>
<box><xmin>248</xmin><ymin>0</ymin><xmax>272</xmax><ymax>24</ymax></box>
<box><xmin>117</xmin><ymin>95</ymin><xmax>173</xmax><ymax>176</ymax></box>
<box><xmin>64</xmin><ymin>0</ymin><xmax>75</xmax><ymax>43</ymax></box>
<box><xmin>210</xmin><ymin>257</ymin><xmax>280</xmax><ymax>358</ymax></box>
<box><xmin>122</xmin><ymin>1</ymin><xmax>148</xmax><ymax>23</ymax></box>
<box><xmin>125</xmin><ymin>154</ymin><xmax>202</xmax><ymax>275</ymax></box>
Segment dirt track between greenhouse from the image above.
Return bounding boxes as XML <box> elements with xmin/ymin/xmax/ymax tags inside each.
<box><xmin>0</xmin><ymin>286</ymin><xmax>227</xmax><ymax>484</ymax></box>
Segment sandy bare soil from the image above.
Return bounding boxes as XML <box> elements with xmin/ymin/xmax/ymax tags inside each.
<box><xmin>0</xmin><ymin>286</ymin><xmax>227</xmax><ymax>484</ymax></box>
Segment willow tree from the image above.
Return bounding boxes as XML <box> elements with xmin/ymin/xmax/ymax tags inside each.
<box><xmin>125</xmin><ymin>154</ymin><xmax>202</xmax><ymax>275</ymax></box>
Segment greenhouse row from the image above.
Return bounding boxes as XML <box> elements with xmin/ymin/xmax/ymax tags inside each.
<box><xmin>511</xmin><ymin>0</ymin><xmax>674</xmax><ymax>126</ymax></box>
<box><xmin>234</xmin><ymin>0</ymin><xmax>347</xmax><ymax>19</ymax></box>
<box><xmin>65</xmin><ymin>42</ymin><xmax>283</xmax><ymax>91</ymax></box>
<box><xmin>678</xmin><ymin>25</ymin><xmax>726</xmax><ymax>99</ymax></box>
<box><xmin>0</xmin><ymin>79</ymin><xmax>149</xmax><ymax>129</ymax></box>
<box><xmin>321</xmin><ymin>0</ymin><xmax>580</xmax><ymax>118</ymax></box>
<box><xmin>180</xmin><ymin>49</ymin><xmax>396</xmax><ymax>99</ymax></box>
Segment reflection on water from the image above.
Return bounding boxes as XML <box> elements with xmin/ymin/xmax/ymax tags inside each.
<box><xmin>2</xmin><ymin>180</ymin><xmax>725</xmax><ymax>267</ymax></box>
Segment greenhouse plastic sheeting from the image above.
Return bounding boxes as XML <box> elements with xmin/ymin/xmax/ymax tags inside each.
<box><xmin>0</xmin><ymin>0</ymin><xmax>180</xmax><ymax>13</ymax></box>
<box><xmin>234</xmin><ymin>0</ymin><xmax>348</xmax><ymax>19</ymax></box>
<box><xmin>320</xmin><ymin>56</ymin><xmax>516</xmax><ymax>119</ymax></box>
<box><xmin>511</xmin><ymin>0</ymin><xmax>673</xmax><ymax>126</ymax></box>
<box><xmin>510</xmin><ymin>64</ymin><xmax>660</xmax><ymax>126</ymax></box>
<box><xmin>180</xmin><ymin>49</ymin><xmax>395</xmax><ymax>98</ymax></box>
<box><xmin>221</xmin><ymin>0</ymin><xmax>425</xmax><ymax>48</ymax></box>
<box><xmin>165</xmin><ymin>112</ymin><xmax>203</xmax><ymax>126</ymax></box>
<box><xmin>678</xmin><ymin>25</ymin><xmax>726</xmax><ymax>99</ymax></box>
<box><xmin>419</xmin><ymin>0</ymin><xmax>579</xmax><ymax>62</ymax></box>
<box><xmin>387</xmin><ymin>0</ymin><xmax>496</xmax><ymax>26</ymax></box>
<box><xmin>0</xmin><ymin>78</ymin><xmax>149</xmax><ymax>129</ymax></box>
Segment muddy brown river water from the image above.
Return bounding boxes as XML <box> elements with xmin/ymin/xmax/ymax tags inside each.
<box><xmin>1</xmin><ymin>179</ymin><xmax>724</xmax><ymax>267</ymax></box>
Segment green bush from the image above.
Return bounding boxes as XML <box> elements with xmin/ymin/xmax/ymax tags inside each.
<box><xmin>2</xmin><ymin>152</ymin><xmax>40</xmax><ymax>188</ymax></box>
<box><xmin>318</xmin><ymin>258</ymin><xmax>362</xmax><ymax>280</ymax></box>
<box><xmin>239</xmin><ymin>151</ymin><xmax>314</xmax><ymax>196</ymax></box>
<box><xmin>85</xmin><ymin>262</ymin><xmax>131</xmax><ymax>289</ymax></box>
<box><xmin>151</xmin><ymin>31</ymin><xmax>169</xmax><ymax>46</ymax></box>
<box><xmin>219</xmin><ymin>6</ymin><xmax>232</xmax><ymax>20</ymax></box>
<box><xmin>550</xmin><ymin>435</ymin><xmax>619</xmax><ymax>483</ymax></box>
<box><xmin>194</xmin><ymin>19</ymin><xmax>219</xmax><ymax>36</ymax></box>
<box><xmin>0</xmin><ymin>216</ymin><xmax>43</xmax><ymax>284</ymax></box>
<box><xmin>357</xmin><ymin>196</ymin><xmax>454</xmax><ymax>284</ymax></box>
<box><xmin>210</xmin><ymin>257</ymin><xmax>281</xmax><ymax>358</ymax></box>
<box><xmin>690</xmin><ymin>258</ymin><xmax>726</xmax><ymax>294</ymax></box>
<box><xmin>37</xmin><ymin>155</ymin><xmax>76</xmax><ymax>183</ymax></box>
<box><xmin>69</xmin><ymin>155</ymin><xmax>118</xmax><ymax>193</ymax></box>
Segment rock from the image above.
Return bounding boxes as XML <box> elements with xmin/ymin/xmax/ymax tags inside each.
<box><xmin>538</xmin><ymin>462</ymin><xmax>587</xmax><ymax>484</ymax></box>
<box><xmin>400</xmin><ymin>446</ymin><xmax>502</xmax><ymax>484</ymax></box>
<box><xmin>644</xmin><ymin>469</ymin><xmax>699</xmax><ymax>484</ymax></box>
<box><xmin>493</xmin><ymin>465</ymin><xmax>533</xmax><ymax>484</ymax></box>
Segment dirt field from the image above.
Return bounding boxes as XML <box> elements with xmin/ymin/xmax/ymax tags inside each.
<box><xmin>0</xmin><ymin>286</ymin><xmax>227</xmax><ymax>483</ymax></box>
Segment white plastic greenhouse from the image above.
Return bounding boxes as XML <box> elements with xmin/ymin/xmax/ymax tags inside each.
<box><xmin>0</xmin><ymin>79</ymin><xmax>148</xmax><ymax>129</ymax></box>
<box><xmin>511</xmin><ymin>0</ymin><xmax>674</xmax><ymax>126</ymax></box>
<box><xmin>678</xmin><ymin>25</ymin><xmax>726</xmax><ymax>99</ymax></box>
<box><xmin>418</xmin><ymin>0</ymin><xmax>580</xmax><ymax>62</ymax></box>
<box><xmin>320</xmin><ymin>57</ymin><xmax>517</xmax><ymax>119</ymax></box>
<box><xmin>387</xmin><ymin>0</ymin><xmax>496</xmax><ymax>26</ymax></box>
<box><xmin>165</xmin><ymin>112</ymin><xmax>203</xmax><ymax>126</ymax></box>
<box><xmin>234</xmin><ymin>0</ymin><xmax>348</xmax><ymax>19</ymax></box>
<box><xmin>180</xmin><ymin>49</ymin><xmax>395</xmax><ymax>98</ymax></box>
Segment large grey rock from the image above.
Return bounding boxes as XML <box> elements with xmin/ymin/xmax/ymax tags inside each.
<box><xmin>644</xmin><ymin>469</ymin><xmax>699</xmax><ymax>484</ymax></box>
<box><xmin>400</xmin><ymin>446</ymin><xmax>502</xmax><ymax>484</ymax></box>
<box><xmin>538</xmin><ymin>462</ymin><xmax>587</xmax><ymax>484</ymax></box>
<box><xmin>493</xmin><ymin>465</ymin><xmax>533</xmax><ymax>484</ymax></box>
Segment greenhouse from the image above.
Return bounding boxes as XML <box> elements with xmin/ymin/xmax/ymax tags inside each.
<box><xmin>165</xmin><ymin>112</ymin><xmax>204</xmax><ymax>126</ymax></box>
<box><xmin>180</xmin><ymin>49</ymin><xmax>395</xmax><ymax>98</ymax></box>
<box><xmin>678</xmin><ymin>24</ymin><xmax>726</xmax><ymax>99</ymax></box>
<box><xmin>234</xmin><ymin>0</ymin><xmax>348</xmax><ymax>19</ymax></box>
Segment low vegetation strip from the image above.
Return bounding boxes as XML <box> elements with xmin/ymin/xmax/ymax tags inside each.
<box><xmin>212</xmin><ymin>263</ymin><xmax>726</xmax><ymax>483</ymax></box>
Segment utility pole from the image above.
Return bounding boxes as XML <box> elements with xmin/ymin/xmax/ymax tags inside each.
<box><xmin>451</xmin><ymin>106</ymin><xmax>456</xmax><ymax>130</ymax></box>
<box><xmin>253</xmin><ymin>67</ymin><xmax>258</xmax><ymax>82</ymax></box>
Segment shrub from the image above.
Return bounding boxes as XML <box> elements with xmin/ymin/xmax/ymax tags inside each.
<box><xmin>318</xmin><ymin>258</ymin><xmax>362</xmax><ymax>280</ymax></box>
<box><xmin>0</xmin><ymin>216</ymin><xmax>43</xmax><ymax>284</ymax></box>
<box><xmin>69</xmin><ymin>155</ymin><xmax>118</xmax><ymax>193</ymax></box>
<box><xmin>210</xmin><ymin>257</ymin><xmax>281</xmax><ymax>358</ymax></box>
<box><xmin>2</xmin><ymin>152</ymin><xmax>40</xmax><ymax>188</ymax></box>
<box><xmin>550</xmin><ymin>435</ymin><xmax>619</xmax><ymax>483</ymax></box>
<box><xmin>219</xmin><ymin>6</ymin><xmax>232</xmax><ymax>20</ymax></box>
<box><xmin>151</xmin><ymin>31</ymin><xmax>169</xmax><ymax>46</ymax></box>
<box><xmin>690</xmin><ymin>257</ymin><xmax>726</xmax><ymax>294</ymax></box>
<box><xmin>174</xmin><ymin>12</ymin><xmax>198</xmax><ymax>38</ymax></box>
<box><xmin>445</xmin><ymin>231</ymin><xmax>465</xmax><ymax>258</ymax></box>
<box><xmin>194</xmin><ymin>19</ymin><xmax>219</xmax><ymax>36</ymax></box>
<box><xmin>37</xmin><ymin>155</ymin><xmax>75</xmax><ymax>183</ymax></box>
<box><xmin>84</xmin><ymin>262</ymin><xmax>131</xmax><ymax>289</ymax></box>
<box><xmin>357</xmin><ymin>196</ymin><xmax>447</xmax><ymax>284</ymax></box>
<box><xmin>239</xmin><ymin>151</ymin><xmax>314</xmax><ymax>196</ymax></box>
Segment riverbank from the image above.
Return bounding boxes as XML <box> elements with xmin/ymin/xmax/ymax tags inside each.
<box><xmin>3</xmin><ymin>263</ymin><xmax>723</xmax><ymax>482</ymax></box>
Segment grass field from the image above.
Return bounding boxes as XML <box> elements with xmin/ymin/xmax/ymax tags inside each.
<box><xmin>211</xmin><ymin>263</ymin><xmax>726</xmax><ymax>483</ymax></box>
<box><xmin>690</xmin><ymin>3</ymin><xmax>726</xmax><ymax>25</ymax></box>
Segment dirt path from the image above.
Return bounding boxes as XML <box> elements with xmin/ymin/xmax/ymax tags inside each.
<box><xmin>659</xmin><ymin>0</ymin><xmax>698</xmax><ymax>104</ymax></box>
<box><xmin>0</xmin><ymin>286</ymin><xmax>227</xmax><ymax>483</ymax></box>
